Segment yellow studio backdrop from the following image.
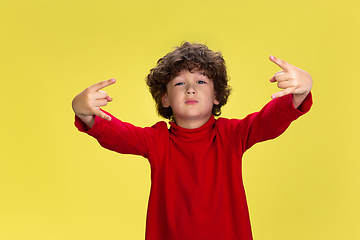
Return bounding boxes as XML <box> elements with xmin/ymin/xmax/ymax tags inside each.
<box><xmin>1</xmin><ymin>0</ymin><xmax>359</xmax><ymax>239</ymax></box>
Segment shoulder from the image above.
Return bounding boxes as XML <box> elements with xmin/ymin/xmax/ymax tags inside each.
<box><xmin>144</xmin><ymin>121</ymin><xmax>169</xmax><ymax>137</ymax></box>
<box><xmin>148</xmin><ymin>121</ymin><xmax>168</xmax><ymax>133</ymax></box>
<box><xmin>215</xmin><ymin>117</ymin><xmax>244</xmax><ymax>133</ymax></box>
<box><xmin>151</xmin><ymin>121</ymin><xmax>168</xmax><ymax>129</ymax></box>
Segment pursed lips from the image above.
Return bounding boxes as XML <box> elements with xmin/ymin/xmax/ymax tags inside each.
<box><xmin>185</xmin><ymin>99</ymin><xmax>199</xmax><ymax>105</ymax></box>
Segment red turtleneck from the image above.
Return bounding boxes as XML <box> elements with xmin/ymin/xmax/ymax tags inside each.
<box><xmin>75</xmin><ymin>93</ymin><xmax>312</xmax><ymax>240</ymax></box>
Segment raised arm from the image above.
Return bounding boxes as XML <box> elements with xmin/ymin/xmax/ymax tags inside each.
<box><xmin>72</xmin><ymin>78</ymin><xmax>116</xmax><ymax>128</ymax></box>
<box><xmin>269</xmin><ymin>56</ymin><xmax>313</xmax><ymax>109</ymax></box>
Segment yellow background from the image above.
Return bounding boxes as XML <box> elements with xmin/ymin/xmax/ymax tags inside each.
<box><xmin>1</xmin><ymin>0</ymin><xmax>359</xmax><ymax>239</ymax></box>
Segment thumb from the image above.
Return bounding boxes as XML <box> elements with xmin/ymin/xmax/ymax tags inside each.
<box><xmin>94</xmin><ymin>108</ymin><xmax>112</xmax><ymax>121</ymax></box>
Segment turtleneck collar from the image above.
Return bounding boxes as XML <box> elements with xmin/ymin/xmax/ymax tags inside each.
<box><xmin>168</xmin><ymin>115</ymin><xmax>216</xmax><ymax>141</ymax></box>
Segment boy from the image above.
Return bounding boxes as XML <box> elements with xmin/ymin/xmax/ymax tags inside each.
<box><xmin>72</xmin><ymin>42</ymin><xmax>312</xmax><ymax>239</ymax></box>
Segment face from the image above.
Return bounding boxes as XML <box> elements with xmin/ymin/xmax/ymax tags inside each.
<box><xmin>161</xmin><ymin>70</ymin><xmax>219</xmax><ymax>129</ymax></box>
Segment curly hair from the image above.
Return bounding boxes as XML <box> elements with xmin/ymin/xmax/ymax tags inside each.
<box><xmin>146</xmin><ymin>41</ymin><xmax>231</xmax><ymax>121</ymax></box>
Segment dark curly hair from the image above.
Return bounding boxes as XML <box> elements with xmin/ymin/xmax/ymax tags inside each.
<box><xmin>146</xmin><ymin>41</ymin><xmax>231</xmax><ymax>121</ymax></box>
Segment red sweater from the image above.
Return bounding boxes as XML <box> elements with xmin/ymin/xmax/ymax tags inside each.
<box><xmin>75</xmin><ymin>93</ymin><xmax>312</xmax><ymax>240</ymax></box>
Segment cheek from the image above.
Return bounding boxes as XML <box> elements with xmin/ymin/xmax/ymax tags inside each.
<box><xmin>167</xmin><ymin>94</ymin><xmax>179</xmax><ymax>107</ymax></box>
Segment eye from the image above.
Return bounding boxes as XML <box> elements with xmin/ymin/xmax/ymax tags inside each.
<box><xmin>174</xmin><ymin>82</ymin><xmax>184</xmax><ymax>86</ymax></box>
<box><xmin>197</xmin><ymin>80</ymin><xmax>206</xmax><ymax>84</ymax></box>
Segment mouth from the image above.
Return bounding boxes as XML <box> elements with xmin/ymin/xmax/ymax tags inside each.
<box><xmin>185</xmin><ymin>99</ymin><xmax>199</xmax><ymax>105</ymax></box>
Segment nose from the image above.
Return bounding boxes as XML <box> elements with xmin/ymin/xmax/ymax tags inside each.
<box><xmin>186</xmin><ymin>85</ymin><xmax>196</xmax><ymax>95</ymax></box>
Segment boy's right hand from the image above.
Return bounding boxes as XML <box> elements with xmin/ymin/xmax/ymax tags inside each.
<box><xmin>72</xmin><ymin>78</ymin><xmax>116</xmax><ymax>128</ymax></box>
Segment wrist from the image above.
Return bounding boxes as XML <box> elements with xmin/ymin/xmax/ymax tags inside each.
<box><xmin>292</xmin><ymin>91</ymin><xmax>310</xmax><ymax>109</ymax></box>
<box><xmin>76</xmin><ymin>114</ymin><xmax>95</xmax><ymax>128</ymax></box>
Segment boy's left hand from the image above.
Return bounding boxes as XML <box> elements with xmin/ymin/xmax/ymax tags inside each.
<box><xmin>269</xmin><ymin>55</ymin><xmax>313</xmax><ymax>108</ymax></box>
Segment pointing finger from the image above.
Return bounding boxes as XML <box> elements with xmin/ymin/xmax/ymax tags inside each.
<box><xmin>90</xmin><ymin>78</ymin><xmax>116</xmax><ymax>91</ymax></box>
<box><xmin>269</xmin><ymin>55</ymin><xmax>291</xmax><ymax>71</ymax></box>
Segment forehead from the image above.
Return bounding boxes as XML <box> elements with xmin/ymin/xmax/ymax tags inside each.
<box><xmin>173</xmin><ymin>69</ymin><xmax>209</xmax><ymax>79</ymax></box>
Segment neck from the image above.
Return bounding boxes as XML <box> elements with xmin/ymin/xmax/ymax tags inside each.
<box><xmin>173</xmin><ymin>115</ymin><xmax>212</xmax><ymax>129</ymax></box>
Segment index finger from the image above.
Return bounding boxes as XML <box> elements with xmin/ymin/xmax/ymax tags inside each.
<box><xmin>90</xmin><ymin>78</ymin><xmax>116</xmax><ymax>91</ymax></box>
<box><xmin>269</xmin><ymin>55</ymin><xmax>291</xmax><ymax>71</ymax></box>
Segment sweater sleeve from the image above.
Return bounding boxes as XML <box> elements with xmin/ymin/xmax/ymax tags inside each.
<box><xmin>74</xmin><ymin>110</ymin><xmax>166</xmax><ymax>159</ymax></box>
<box><xmin>224</xmin><ymin>92</ymin><xmax>313</xmax><ymax>153</ymax></box>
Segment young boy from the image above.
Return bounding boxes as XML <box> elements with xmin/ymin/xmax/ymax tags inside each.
<box><xmin>72</xmin><ymin>42</ymin><xmax>313</xmax><ymax>240</ymax></box>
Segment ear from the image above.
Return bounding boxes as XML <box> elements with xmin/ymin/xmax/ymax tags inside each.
<box><xmin>214</xmin><ymin>92</ymin><xmax>220</xmax><ymax>105</ymax></box>
<box><xmin>162</xmin><ymin>94</ymin><xmax>170</xmax><ymax>107</ymax></box>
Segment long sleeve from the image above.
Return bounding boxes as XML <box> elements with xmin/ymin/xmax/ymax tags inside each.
<box><xmin>220</xmin><ymin>92</ymin><xmax>313</xmax><ymax>153</ymax></box>
<box><xmin>74</xmin><ymin>110</ymin><xmax>167</xmax><ymax>158</ymax></box>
